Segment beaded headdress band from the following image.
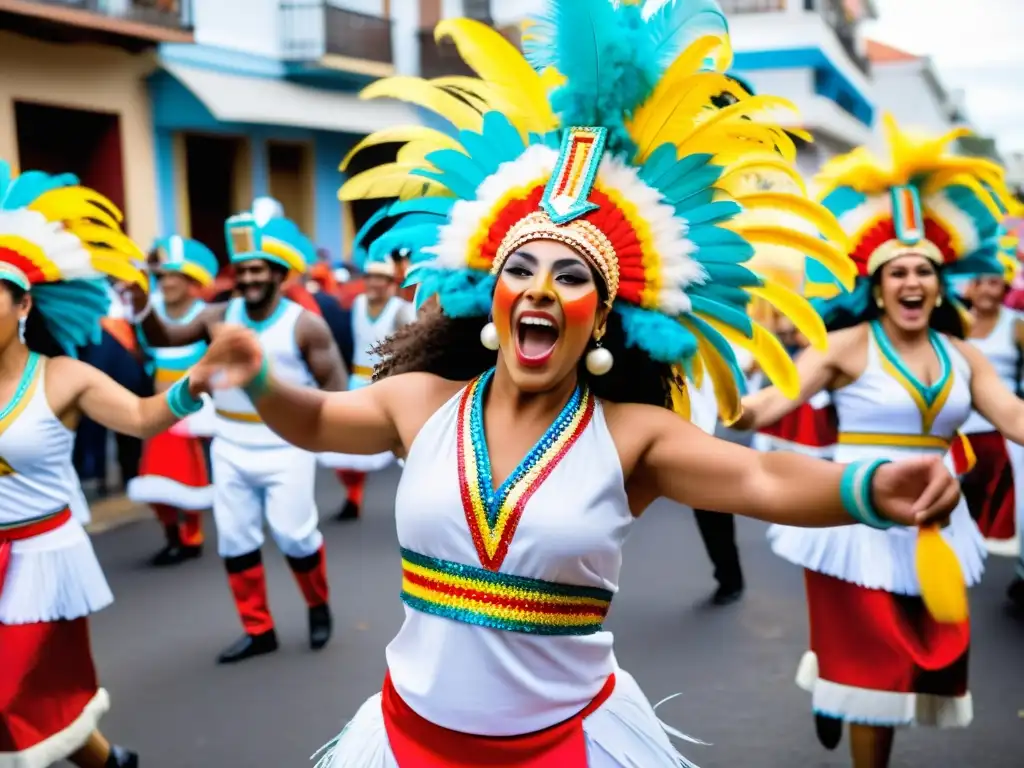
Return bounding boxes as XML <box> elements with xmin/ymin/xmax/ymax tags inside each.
<box><xmin>337</xmin><ymin>0</ymin><xmax>855</xmax><ymax>419</ymax></box>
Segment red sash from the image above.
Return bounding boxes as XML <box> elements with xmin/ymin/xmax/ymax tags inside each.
<box><xmin>0</xmin><ymin>508</ymin><xmax>72</xmax><ymax>598</ymax></box>
<box><xmin>382</xmin><ymin>672</ymin><xmax>616</xmax><ymax>767</ymax></box>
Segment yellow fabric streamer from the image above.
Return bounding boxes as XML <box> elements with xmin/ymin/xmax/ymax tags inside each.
<box><xmin>916</xmin><ymin>525</ymin><xmax>969</xmax><ymax>623</ymax></box>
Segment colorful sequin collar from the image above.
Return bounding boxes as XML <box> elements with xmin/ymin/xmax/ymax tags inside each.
<box><xmin>400</xmin><ymin>548</ymin><xmax>612</xmax><ymax>636</ymax></box>
<box><xmin>457</xmin><ymin>368</ymin><xmax>594</xmax><ymax>571</ymax></box>
<box><xmin>869</xmin><ymin>321</ymin><xmax>953</xmax><ymax>433</ymax></box>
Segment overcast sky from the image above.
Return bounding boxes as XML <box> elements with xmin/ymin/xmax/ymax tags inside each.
<box><xmin>866</xmin><ymin>0</ymin><xmax>1024</xmax><ymax>153</ymax></box>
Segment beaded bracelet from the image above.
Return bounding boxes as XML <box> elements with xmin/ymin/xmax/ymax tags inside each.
<box><xmin>840</xmin><ymin>459</ymin><xmax>897</xmax><ymax>530</ymax></box>
<box><xmin>244</xmin><ymin>355</ymin><xmax>272</xmax><ymax>401</ymax></box>
<box><xmin>165</xmin><ymin>376</ymin><xmax>205</xmax><ymax>419</ymax></box>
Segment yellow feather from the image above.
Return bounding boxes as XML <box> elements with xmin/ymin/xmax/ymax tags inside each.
<box><xmin>432</xmin><ymin>76</ymin><xmax>543</xmax><ymax>135</ymax></box>
<box><xmin>746</xmin><ymin>283</ymin><xmax>828</xmax><ymax>351</ymax></box>
<box><xmin>340</xmin><ymin>126</ymin><xmax>462</xmax><ymax>171</ymax></box>
<box><xmin>717</xmin><ymin>156</ymin><xmax>808</xmax><ymax>197</ymax></box>
<box><xmin>669</xmin><ymin>367</ymin><xmax>692</xmax><ymax>419</ymax></box>
<box><xmin>916</xmin><ymin>525</ymin><xmax>969</xmax><ymax>623</ymax></box>
<box><xmin>66</xmin><ymin>223</ymin><xmax>145</xmax><ymax>263</ymax></box>
<box><xmin>339</xmin><ymin>164</ymin><xmax>451</xmax><ymax>201</ymax></box>
<box><xmin>681</xmin><ymin>318</ymin><xmax>742</xmax><ymax>424</ymax></box>
<box><xmin>433</xmin><ymin>18</ymin><xmax>557</xmax><ymax>132</ymax></box>
<box><xmin>674</xmin><ymin>95</ymin><xmax>799</xmax><ymax>156</ymax></box>
<box><xmin>697</xmin><ymin>314</ymin><xmax>800</xmax><ymax>400</ymax></box>
<box><xmin>360</xmin><ymin>77</ymin><xmax>483</xmax><ymax>132</ymax></box>
<box><xmin>87</xmin><ymin>252</ymin><xmax>147</xmax><ymax>287</ymax></box>
<box><xmin>733</xmin><ymin>226</ymin><xmax>857</xmax><ymax>291</ymax></box>
<box><xmin>29</xmin><ymin>188</ymin><xmax>121</xmax><ymax>230</ymax></box>
<box><xmin>733</xmin><ymin>192</ymin><xmax>850</xmax><ymax>247</ymax></box>
<box><xmin>691</xmin><ymin>353</ymin><xmax>705</xmax><ymax>388</ymax></box>
<box><xmin>539</xmin><ymin>66</ymin><xmax>566</xmax><ymax>92</ymax></box>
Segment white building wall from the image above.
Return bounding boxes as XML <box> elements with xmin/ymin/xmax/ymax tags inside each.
<box><xmin>193</xmin><ymin>0</ymin><xmax>283</xmax><ymax>59</ymax></box>
<box><xmin>870</xmin><ymin>61</ymin><xmax>953</xmax><ymax>138</ymax></box>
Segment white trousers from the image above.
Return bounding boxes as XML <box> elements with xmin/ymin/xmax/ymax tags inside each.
<box><xmin>211</xmin><ymin>438</ymin><xmax>323</xmax><ymax>559</ymax></box>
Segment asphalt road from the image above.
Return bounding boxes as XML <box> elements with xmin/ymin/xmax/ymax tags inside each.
<box><xmin>84</xmin><ymin>465</ymin><xmax>1024</xmax><ymax>767</ymax></box>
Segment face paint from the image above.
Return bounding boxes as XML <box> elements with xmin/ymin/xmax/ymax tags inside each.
<box><xmin>493</xmin><ymin>278</ymin><xmax>518</xmax><ymax>348</ymax></box>
<box><xmin>561</xmin><ymin>290</ymin><xmax>599</xmax><ymax>331</ymax></box>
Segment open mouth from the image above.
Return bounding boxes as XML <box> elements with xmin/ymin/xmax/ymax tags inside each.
<box><xmin>515</xmin><ymin>312</ymin><xmax>560</xmax><ymax>367</ymax></box>
<box><xmin>897</xmin><ymin>296</ymin><xmax>925</xmax><ymax>311</ymax></box>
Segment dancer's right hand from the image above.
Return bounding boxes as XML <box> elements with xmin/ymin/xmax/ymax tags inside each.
<box><xmin>193</xmin><ymin>323</ymin><xmax>264</xmax><ymax>391</ymax></box>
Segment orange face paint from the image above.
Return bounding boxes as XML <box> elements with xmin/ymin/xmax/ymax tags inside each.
<box><xmin>561</xmin><ymin>290</ymin><xmax>598</xmax><ymax>329</ymax></box>
<box><xmin>492</xmin><ymin>278</ymin><xmax>518</xmax><ymax>347</ymax></box>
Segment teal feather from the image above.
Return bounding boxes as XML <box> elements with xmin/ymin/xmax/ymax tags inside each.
<box><xmin>422</xmin><ymin>148</ymin><xmax>488</xmax><ymax>192</ymax></box>
<box><xmin>680</xmin><ymin>201</ymin><xmax>741</xmax><ymax>226</ymax></box>
<box><xmin>637</xmin><ymin>143</ymin><xmax>681</xmax><ymax>186</ymax></box>
<box><xmin>820</xmin><ymin>187</ymin><xmax>867</xmax><ymax>220</ymax></box>
<box><xmin>691</xmin><ymin>241</ymin><xmax>755</xmax><ymax>264</ymax></box>
<box><xmin>614</xmin><ymin>303</ymin><xmax>698</xmax><ymax>364</ymax></box>
<box><xmin>456</xmin><ymin>126</ymin><xmax>517</xmax><ymax>178</ymax></box>
<box><xmin>368</xmin><ymin>225</ymin><xmax>440</xmax><ymax>265</ymax></box>
<box><xmin>352</xmin><ymin>206</ymin><xmax>393</xmax><ymax>253</ymax></box>
<box><xmin>944</xmin><ymin>184</ymin><xmax>1000</xmax><ymax>244</ymax></box>
<box><xmin>646</xmin><ymin>0</ymin><xmax>730</xmax><ymax>68</ymax></box>
<box><xmin>684</xmin><ymin>314</ymin><xmax>748</xmax><ymax>395</ymax></box>
<box><xmin>674</xmin><ymin>188</ymin><xmax>718</xmax><ymax>211</ymax></box>
<box><xmin>659</xmin><ymin>165</ymin><xmax>723</xmax><ymax>206</ymax></box>
<box><xmin>386</xmin><ymin>198</ymin><xmax>454</xmax><ymax>218</ymax></box>
<box><xmin>811</xmin><ymin>279</ymin><xmax>871</xmax><ymax>326</ymax></box>
<box><xmin>0</xmin><ymin>161</ymin><xmax>11</xmax><ymax>203</ymax></box>
<box><xmin>3</xmin><ymin>170</ymin><xmax>79</xmax><ymax>210</ymax></box>
<box><xmin>700</xmin><ymin>263</ymin><xmax>762</xmax><ymax>287</ymax></box>
<box><xmin>32</xmin><ymin>280</ymin><xmax>110</xmax><ymax>356</ymax></box>
<box><xmin>644</xmin><ymin>149</ymin><xmax>713</xmax><ymax>190</ymax></box>
<box><xmin>689</xmin><ymin>283</ymin><xmax>750</xmax><ymax>307</ymax></box>
<box><xmin>689</xmin><ymin>295</ymin><xmax>754</xmax><ymax>337</ymax></box>
<box><xmin>688</xmin><ymin>225</ymin><xmax>750</xmax><ymax>249</ymax></box>
<box><xmin>411</xmin><ymin>267</ymin><xmax>495</xmax><ymax>318</ymax></box>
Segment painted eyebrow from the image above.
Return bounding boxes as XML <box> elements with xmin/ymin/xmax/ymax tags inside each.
<box><xmin>509</xmin><ymin>250</ymin><xmax>589</xmax><ymax>273</ymax></box>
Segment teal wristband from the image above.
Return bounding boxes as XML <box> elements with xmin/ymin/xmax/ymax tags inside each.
<box><xmin>840</xmin><ymin>459</ymin><xmax>896</xmax><ymax>530</ymax></box>
<box><xmin>244</xmin><ymin>356</ymin><xmax>271</xmax><ymax>401</ymax></box>
<box><xmin>165</xmin><ymin>376</ymin><xmax>204</xmax><ymax>419</ymax></box>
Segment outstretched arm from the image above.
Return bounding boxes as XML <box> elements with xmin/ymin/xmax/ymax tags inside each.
<box><xmin>136</xmin><ymin>300</ymin><xmax>224</xmax><ymax>348</ymax></box>
<box><xmin>628</xmin><ymin>406</ymin><xmax>958</xmax><ymax>528</ymax></box>
<box><xmin>957</xmin><ymin>338</ymin><xmax>1024</xmax><ymax>445</ymax></box>
<box><xmin>50</xmin><ymin>357</ymin><xmax>207</xmax><ymax>440</ymax></box>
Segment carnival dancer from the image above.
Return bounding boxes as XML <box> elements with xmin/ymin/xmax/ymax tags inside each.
<box><xmin>127</xmin><ymin>235</ymin><xmax>219</xmax><ymax>566</ymax></box>
<box><xmin>738</xmin><ymin>115</ymin><xmax>1024</xmax><ymax>767</ymax></box>
<box><xmin>958</xmin><ymin>231</ymin><xmax>1022</xmax><ymax>557</ymax></box>
<box><xmin>133</xmin><ymin>210</ymin><xmax>346</xmax><ymax>664</ymax></box>
<box><xmin>197</xmin><ymin>6</ymin><xmax>961</xmax><ymax>766</ymax></box>
<box><xmin>0</xmin><ymin>161</ymin><xmax>216</xmax><ymax>768</ymax></box>
<box><xmin>330</xmin><ymin>254</ymin><xmax>413</xmax><ymax>521</ymax></box>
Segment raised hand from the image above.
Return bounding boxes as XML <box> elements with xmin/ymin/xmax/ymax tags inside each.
<box><xmin>191</xmin><ymin>324</ymin><xmax>264</xmax><ymax>392</ymax></box>
<box><xmin>871</xmin><ymin>455</ymin><xmax>961</xmax><ymax>527</ymax></box>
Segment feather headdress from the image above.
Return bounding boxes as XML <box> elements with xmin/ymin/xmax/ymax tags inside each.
<box><xmin>153</xmin><ymin>234</ymin><xmax>220</xmax><ymax>287</ymax></box>
<box><xmin>225</xmin><ymin>210</ymin><xmax>317</xmax><ymax>276</ymax></box>
<box><xmin>339</xmin><ymin>0</ymin><xmax>853</xmax><ymax>421</ymax></box>
<box><xmin>0</xmin><ymin>159</ymin><xmax>147</xmax><ymax>354</ymax></box>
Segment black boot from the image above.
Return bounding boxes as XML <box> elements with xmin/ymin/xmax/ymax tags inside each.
<box><xmin>217</xmin><ymin>629</ymin><xmax>278</xmax><ymax>664</ymax></box>
<box><xmin>814</xmin><ymin>713</ymin><xmax>842</xmax><ymax>750</ymax></box>
<box><xmin>334</xmin><ymin>499</ymin><xmax>360</xmax><ymax>522</ymax></box>
<box><xmin>711</xmin><ymin>582</ymin><xmax>744</xmax><ymax>606</ymax></box>
<box><xmin>1008</xmin><ymin>577</ymin><xmax>1024</xmax><ymax>609</ymax></box>
<box><xmin>309</xmin><ymin>604</ymin><xmax>332</xmax><ymax>651</ymax></box>
<box><xmin>106</xmin><ymin>745</ymin><xmax>139</xmax><ymax>767</ymax></box>
<box><xmin>150</xmin><ymin>525</ymin><xmax>202</xmax><ymax>567</ymax></box>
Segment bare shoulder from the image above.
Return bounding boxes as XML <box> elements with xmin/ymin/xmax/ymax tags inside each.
<box><xmin>296</xmin><ymin>308</ymin><xmax>331</xmax><ymax>336</ymax></box>
<box><xmin>601</xmin><ymin>400</ymin><xmax>688</xmax><ymax>474</ymax></box>
<box><xmin>825</xmin><ymin>323</ymin><xmax>869</xmax><ymax>379</ymax></box>
<box><xmin>41</xmin><ymin>355</ymin><xmax>94</xmax><ymax>415</ymax></box>
<box><xmin>827</xmin><ymin>324</ymin><xmax>868</xmax><ymax>354</ymax></box>
<box><xmin>947</xmin><ymin>335</ymin><xmax>984</xmax><ymax>366</ymax></box>
<box><xmin>374</xmin><ymin>372</ymin><xmax>468</xmax><ymax>452</ymax></box>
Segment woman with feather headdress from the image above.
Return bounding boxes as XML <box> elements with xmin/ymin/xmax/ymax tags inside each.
<box><xmin>739</xmin><ymin>116</ymin><xmax>1024</xmax><ymax>766</ymax></box>
<box><xmin>0</xmin><ymin>161</ymin><xmax>217</xmax><ymax>768</ymax></box>
<box><xmin>196</xmin><ymin>3</ymin><xmax>959</xmax><ymax>766</ymax></box>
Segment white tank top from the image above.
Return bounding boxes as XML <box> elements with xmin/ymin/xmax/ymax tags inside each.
<box><xmin>0</xmin><ymin>354</ymin><xmax>75</xmax><ymax>526</ymax></box>
<box><xmin>386</xmin><ymin>371</ymin><xmax>633</xmax><ymax>736</ymax></box>
<box><xmin>150</xmin><ymin>297</ymin><xmax>214</xmax><ymax>435</ymax></box>
<box><xmin>832</xmin><ymin>322</ymin><xmax>972</xmax><ymax>464</ymax></box>
<box><xmin>350</xmin><ymin>294</ymin><xmax>406</xmax><ymax>387</ymax></box>
<box><xmin>962</xmin><ymin>308</ymin><xmax>1020</xmax><ymax>434</ymax></box>
<box><xmin>212</xmin><ymin>298</ymin><xmax>314</xmax><ymax>447</ymax></box>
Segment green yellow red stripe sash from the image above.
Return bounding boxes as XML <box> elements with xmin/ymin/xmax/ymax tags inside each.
<box><xmin>458</xmin><ymin>368</ymin><xmax>594</xmax><ymax>571</ymax></box>
<box><xmin>400</xmin><ymin>548</ymin><xmax>613</xmax><ymax>636</ymax></box>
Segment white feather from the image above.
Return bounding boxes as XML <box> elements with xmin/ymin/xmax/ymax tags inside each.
<box><xmin>0</xmin><ymin>209</ymin><xmax>98</xmax><ymax>280</ymax></box>
<box><xmin>926</xmin><ymin>191</ymin><xmax>981</xmax><ymax>253</ymax></box>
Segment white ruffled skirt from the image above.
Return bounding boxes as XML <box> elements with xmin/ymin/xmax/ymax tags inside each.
<box><xmin>313</xmin><ymin>668</ymin><xmax>697</xmax><ymax>768</ymax></box>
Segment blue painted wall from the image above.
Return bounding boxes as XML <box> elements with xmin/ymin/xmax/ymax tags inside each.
<box><xmin>148</xmin><ymin>68</ymin><xmax>361</xmax><ymax>261</ymax></box>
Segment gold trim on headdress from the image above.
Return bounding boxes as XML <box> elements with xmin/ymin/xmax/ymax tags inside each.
<box><xmin>494</xmin><ymin>211</ymin><xmax>620</xmax><ymax>307</ymax></box>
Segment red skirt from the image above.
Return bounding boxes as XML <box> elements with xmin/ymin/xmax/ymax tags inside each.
<box><xmin>758</xmin><ymin>402</ymin><xmax>837</xmax><ymax>450</ymax></box>
<box><xmin>381</xmin><ymin>672</ymin><xmax>616</xmax><ymax>767</ymax></box>
<box><xmin>961</xmin><ymin>431</ymin><xmax>1017</xmax><ymax>549</ymax></box>
<box><xmin>128</xmin><ymin>429</ymin><xmax>211</xmax><ymax>508</ymax></box>
<box><xmin>0</xmin><ymin>618</ymin><xmax>107</xmax><ymax>762</ymax></box>
<box><xmin>801</xmin><ymin>570</ymin><xmax>971</xmax><ymax>726</ymax></box>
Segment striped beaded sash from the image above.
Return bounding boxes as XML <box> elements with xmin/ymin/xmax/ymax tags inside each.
<box><xmin>400</xmin><ymin>548</ymin><xmax>613</xmax><ymax>636</ymax></box>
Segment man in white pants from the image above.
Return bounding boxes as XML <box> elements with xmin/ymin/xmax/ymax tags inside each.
<box><xmin>134</xmin><ymin>208</ymin><xmax>347</xmax><ymax>663</ymax></box>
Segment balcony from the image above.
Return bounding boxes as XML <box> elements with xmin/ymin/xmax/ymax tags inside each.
<box><xmin>0</xmin><ymin>0</ymin><xmax>193</xmax><ymax>47</ymax></box>
<box><xmin>419</xmin><ymin>23</ymin><xmax>520</xmax><ymax>79</ymax></box>
<box><xmin>816</xmin><ymin>0</ymin><xmax>870</xmax><ymax>75</ymax></box>
<box><xmin>720</xmin><ymin>0</ymin><xmax>787</xmax><ymax>12</ymax></box>
<box><xmin>280</xmin><ymin>1</ymin><xmax>393</xmax><ymax>77</ymax></box>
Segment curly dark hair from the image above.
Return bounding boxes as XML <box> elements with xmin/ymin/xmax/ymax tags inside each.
<box><xmin>823</xmin><ymin>270</ymin><xmax>968</xmax><ymax>339</ymax></box>
<box><xmin>374</xmin><ymin>300</ymin><xmax>684</xmax><ymax>409</ymax></box>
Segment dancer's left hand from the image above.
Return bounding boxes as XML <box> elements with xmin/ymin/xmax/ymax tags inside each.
<box><xmin>872</xmin><ymin>456</ymin><xmax>960</xmax><ymax>527</ymax></box>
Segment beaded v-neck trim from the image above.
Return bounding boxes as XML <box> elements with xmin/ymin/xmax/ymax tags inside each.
<box><xmin>0</xmin><ymin>352</ymin><xmax>41</xmax><ymax>437</ymax></box>
<box><xmin>870</xmin><ymin>321</ymin><xmax>954</xmax><ymax>433</ymax></box>
<box><xmin>456</xmin><ymin>368</ymin><xmax>595</xmax><ymax>571</ymax></box>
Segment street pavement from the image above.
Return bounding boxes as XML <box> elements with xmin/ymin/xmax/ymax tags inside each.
<box><xmin>86</xmin><ymin>466</ymin><xmax>1024</xmax><ymax>767</ymax></box>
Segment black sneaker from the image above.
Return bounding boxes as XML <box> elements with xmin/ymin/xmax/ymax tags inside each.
<box><xmin>814</xmin><ymin>714</ymin><xmax>842</xmax><ymax>750</ymax></box>
<box><xmin>106</xmin><ymin>745</ymin><xmax>139</xmax><ymax>767</ymax></box>
<box><xmin>334</xmin><ymin>499</ymin><xmax>360</xmax><ymax>521</ymax></box>
<box><xmin>216</xmin><ymin>629</ymin><xmax>279</xmax><ymax>664</ymax></box>
<box><xmin>309</xmin><ymin>604</ymin><xmax>332</xmax><ymax>651</ymax></box>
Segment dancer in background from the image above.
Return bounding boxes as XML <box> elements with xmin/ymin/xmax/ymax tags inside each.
<box><xmin>0</xmin><ymin>161</ymin><xmax>214</xmax><ymax>768</ymax></box>
<box><xmin>959</xmin><ymin>231</ymin><xmax>1022</xmax><ymax>557</ymax></box>
<box><xmin>127</xmin><ymin>235</ymin><xmax>219</xmax><ymax>566</ymax></box>
<box><xmin>133</xmin><ymin>209</ymin><xmax>345</xmax><ymax>664</ymax></box>
<box><xmin>198</xmin><ymin>7</ymin><xmax>960</xmax><ymax>765</ymax></box>
<box><xmin>739</xmin><ymin>116</ymin><xmax>1022</xmax><ymax>767</ymax></box>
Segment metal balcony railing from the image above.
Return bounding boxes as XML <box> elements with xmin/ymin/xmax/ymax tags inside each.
<box><xmin>280</xmin><ymin>1</ymin><xmax>393</xmax><ymax>65</ymax></box>
<box><xmin>719</xmin><ymin>0</ymin><xmax>787</xmax><ymax>12</ymax></box>
<box><xmin>29</xmin><ymin>0</ymin><xmax>192</xmax><ymax>29</ymax></box>
<box><xmin>816</xmin><ymin>0</ymin><xmax>870</xmax><ymax>75</ymax></box>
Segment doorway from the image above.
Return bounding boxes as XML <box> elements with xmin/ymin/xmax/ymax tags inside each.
<box><xmin>15</xmin><ymin>101</ymin><xmax>126</xmax><ymax>224</ymax></box>
<box><xmin>267</xmin><ymin>140</ymin><xmax>314</xmax><ymax>238</ymax></box>
<box><xmin>183</xmin><ymin>134</ymin><xmax>251</xmax><ymax>264</ymax></box>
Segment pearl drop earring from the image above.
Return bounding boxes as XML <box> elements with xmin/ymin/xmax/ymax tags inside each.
<box><xmin>480</xmin><ymin>320</ymin><xmax>499</xmax><ymax>350</ymax></box>
<box><xmin>17</xmin><ymin>316</ymin><xmax>26</xmax><ymax>344</ymax></box>
<box><xmin>585</xmin><ymin>328</ymin><xmax>613</xmax><ymax>376</ymax></box>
